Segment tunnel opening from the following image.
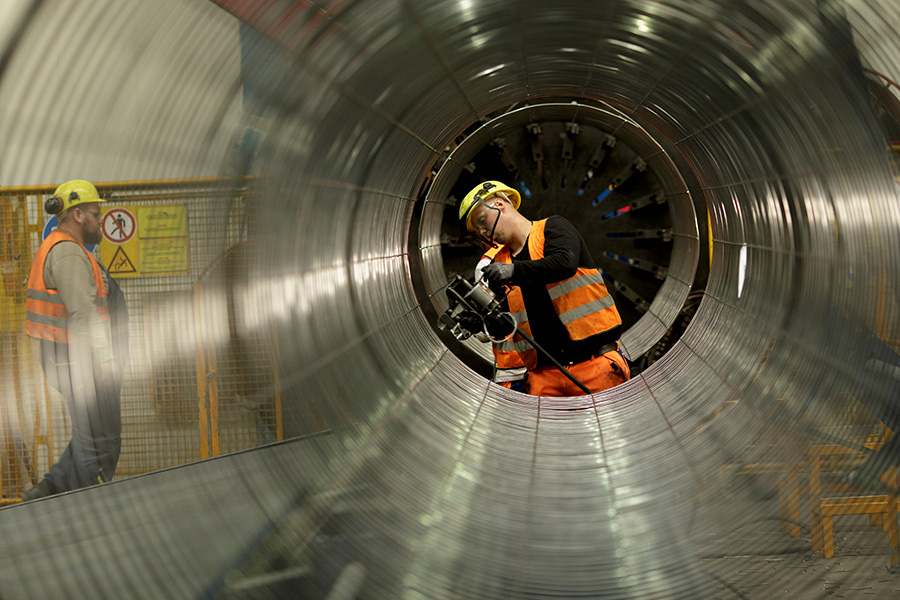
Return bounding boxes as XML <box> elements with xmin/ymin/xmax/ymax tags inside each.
<box><xmin>411</xmin><ymin>98</ymin><xmax>708</xmax><ymax>381</ymax></box>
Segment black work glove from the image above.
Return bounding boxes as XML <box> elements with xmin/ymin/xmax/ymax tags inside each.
<box><xmin>481</xmin><ymin>262</ymin><xmax>515</xmax><ymax>287</ymax></box>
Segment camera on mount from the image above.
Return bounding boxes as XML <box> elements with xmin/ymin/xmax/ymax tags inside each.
<box><xmin>437</xmin><ymin>274</ymin><xmax>517</xmax><ymax>342</ymax></box>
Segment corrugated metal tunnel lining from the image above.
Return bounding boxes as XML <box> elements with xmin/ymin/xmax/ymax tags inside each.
<box><xmin>2</xmin><ymin>0</ymin><xmax>900</xmax><ymax>598</ymax></box>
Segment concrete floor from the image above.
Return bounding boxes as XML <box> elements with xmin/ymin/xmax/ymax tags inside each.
<box><xmin>698</xmin><ymin>488</ymin><xmax>900</xmax><ymax>599</ymax></box>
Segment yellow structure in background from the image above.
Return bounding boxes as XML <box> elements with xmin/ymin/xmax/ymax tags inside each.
<box><xmin>0</xmin><ymin>178</ymin><xmax>284</xmax><ymax>503</ymax></box>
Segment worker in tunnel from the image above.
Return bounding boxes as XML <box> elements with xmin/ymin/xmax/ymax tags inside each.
<box><xmin>21</xmin><ymin>180</ymin><xmax>128</xmax><ymax>501</ymax></box>
<box><xmin>460</xmin><ymin>180</ymin><xmax>630</xmax><ymax>396</ymax></box>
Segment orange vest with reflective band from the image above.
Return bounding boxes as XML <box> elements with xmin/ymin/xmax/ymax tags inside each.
<box><xmin>482</xmin><ymin>245</ymin><xmax>527</xmax><ymax>372</ymax></box>
<box><xmin>26</xmin><ymin>230</ymin><xmax>109</xmax><ymax>344</ymax></box>
<box><xmin>499</xmin><ymin>219</ymin><xmax>622</xmax><ymax>370</ymax></box>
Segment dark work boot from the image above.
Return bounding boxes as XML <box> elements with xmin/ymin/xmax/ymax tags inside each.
<box><xmin>21</xmin><ymin>479</ymin><xmax>58</xmax><ymax>501</ymax></box>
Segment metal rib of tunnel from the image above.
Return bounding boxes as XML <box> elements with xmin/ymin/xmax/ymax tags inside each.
<box><xmin>1</xmin><ymin>1</ymin><xmax>900</xmax><ymax>599</ymax></box>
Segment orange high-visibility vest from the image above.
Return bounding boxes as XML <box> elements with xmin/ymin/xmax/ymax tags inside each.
<box><xmin>26</xmin><ymin>230</ymin><xmax>109</xmax><ymax>344</ymax></box>
<box><xmin>481</xmin><ymin>245</ymin><xmax>528</xmax><ymax>373</ymax></box>
<box><xmin>500</xmin><ymin>219</ymin><xmax>621</xmax><ymax>370</ymax></box>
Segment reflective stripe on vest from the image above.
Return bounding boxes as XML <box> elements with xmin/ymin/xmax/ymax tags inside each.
<box><xmin>547</xmin><ymin>271</ymin><xmax>606</xmax><ymax>298</ymax></box>
<box><xmin>26</xmin><ymin>230</ymin><xmax>109</xmax><ymax>343</ymax></box>
<box><xmin>494</xmin><ymin>365</ymin><xmax>527</xmax><ymax>383</ymax></box>
<box><xmin>559</xmin><ymin>295</ymin><xmax>615</xmax><ymax>324</ymax></box>
<box><xmin>494</xmin><ymin>335</ymin><xmax>534</xmax><ymax>355</ymax></box>
<box><xmin>547</xmin><ymin>266</ymin><xmax>619</xmax><ymax>340</ymax></box>
<box><xmin>480</xmin><ymin>244</ymin><xmax>527</xmax><ymax>370</ymax></box>
<box><xmin>504</xmin><ymin>286</ymin><xmax>537</xmax><ymax>368</ymax></box>
<box><xmin>503</xmin><ymin>219</ymin><xmax>621</xmax><ymax>368</ymax></box>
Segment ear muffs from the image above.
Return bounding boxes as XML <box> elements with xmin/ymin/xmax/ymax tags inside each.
<box><xmin>44</xmin><ymin>195</ymin><xmax>64</xmax><ymax>215</ymax></box>
<box><xmin>44</xmin><ymin>190</ymin><xmax>81</xmax><ymax>215</ymax></box>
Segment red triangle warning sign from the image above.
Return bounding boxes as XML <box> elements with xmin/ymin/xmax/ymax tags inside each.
<box><xmin>108</xmin><ymin>246</ymin><xmax>137</xmax><ymax>274</ymax></box>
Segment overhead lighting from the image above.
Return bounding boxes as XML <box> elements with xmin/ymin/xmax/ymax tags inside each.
<box><xmin>738</xmin><ymin>244</ymin><xmax>748</xmax><ymax>299</ymax></box>
<box><xmin>478</xmin><ymin>64</ymin><xmax>505</xmax><ymax>77</ymax></box>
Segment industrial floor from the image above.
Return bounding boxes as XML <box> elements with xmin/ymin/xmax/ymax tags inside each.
<box><xmin>703</xmin><ymin>522</ymin><xmax>899</xmax><ymax>599</ymax></box>
<box><xmin>698</xmin><ymin>474</ymin><xmax>900</xmax><ymax>599</ymax></box>
<box><xmin>1</xmin><ymin>438</ymin><xmax>898</xmax><ymax>599</ymax></box>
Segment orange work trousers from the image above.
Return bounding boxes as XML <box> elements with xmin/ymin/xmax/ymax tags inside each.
<box><xmin>525</xmin><ymin>349</ymin><xmax>630</xmax><ymax>397</ymax></box>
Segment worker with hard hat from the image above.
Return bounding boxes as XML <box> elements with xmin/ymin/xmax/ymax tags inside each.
<box><xmin>459</xmin><ymin>180</ymin><xmax>629</xmax><ymax>396</ymax></box>
<box><xmin>22</xmin><ymin>180</ymin><xmax>128</xmax><ymax>500</ymax></box>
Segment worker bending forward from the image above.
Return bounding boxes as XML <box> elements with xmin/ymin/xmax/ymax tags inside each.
<box><xmin>459</xmin><ymin>180</ymin><xmax>630</xmax><ymax>396</ymax></box>
<box><xmin>22</xmin><ymin>180</ymin><xmax>128</xmax><ymax>500</ymax></box>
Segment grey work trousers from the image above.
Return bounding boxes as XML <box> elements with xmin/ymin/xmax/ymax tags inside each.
<box><xmin>40</xmin><ymin>345</ymin><xmax>122</xmax><ymax>493</ymax></box>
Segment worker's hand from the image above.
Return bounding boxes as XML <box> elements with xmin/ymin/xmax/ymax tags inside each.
<box><xmin>481</xmin><ymin>262</ymin><xmax>515</xmax><ymax>287</ymax></box>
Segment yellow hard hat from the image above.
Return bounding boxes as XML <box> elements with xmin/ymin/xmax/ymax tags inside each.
<box><xmin>458</xmin><ymin>180</ymin><xmax>521</xmax><ymax>231</ymax></box>
<box><xmin>45</xmin><ymin>179</ymin><xmax>105</xmax><ymax>215</ymax></box>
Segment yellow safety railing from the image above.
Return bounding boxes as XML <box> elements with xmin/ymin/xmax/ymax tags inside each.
<box><xmin>0</xmin><ymin>177</ymin><xmax>283</xmax><ymax>503</ymax></box>
<box><xmin>193</xmin><ymin>238</ymin><xmax>284</xmax><ymax>460</ymax></box>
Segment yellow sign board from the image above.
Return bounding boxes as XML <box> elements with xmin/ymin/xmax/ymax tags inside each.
<box><xmin>100</xmin><ymin>203</ymin><xmax>189</xmax><ymax>277</ymax></box>
<box><xmin>139</xmin><ymin>205</ymin><xmax>188</xmax><ymax>238</ymax></box>
<box><xmin>140</xmin><ymin>238</ymin><xmax>190</xmax><ymax>273</ymax></box>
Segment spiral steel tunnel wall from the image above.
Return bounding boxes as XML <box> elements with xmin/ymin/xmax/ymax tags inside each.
<box><xmin>2</xmin><ymin>0</ymin><xmax>900</xmax><ymax>598</ymax></box>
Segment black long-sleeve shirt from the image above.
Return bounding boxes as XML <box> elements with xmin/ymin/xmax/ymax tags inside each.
<box><xmin>510</xmin><ymin>216</ymin><xmax>621</xmax><ymax>366</ymax></box>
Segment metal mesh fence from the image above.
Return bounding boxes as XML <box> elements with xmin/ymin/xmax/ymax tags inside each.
<box><xmin>0</xmin><ymin>177</ymin><xmax>282</xmax><ymax>503</ymax></box>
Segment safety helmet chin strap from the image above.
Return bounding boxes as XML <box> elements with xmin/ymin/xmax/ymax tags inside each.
<box><xmin>463</xmin><ymin>195</ymin><xmax>503</xmax><ymax>247</ymax></box>
<box><xmin>486</xmin><ymin>201</ymin><xmax>501</xmax><ymax>244</ymax></box>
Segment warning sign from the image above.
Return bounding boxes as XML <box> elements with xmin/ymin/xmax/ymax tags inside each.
<box><xmin>102</xmin><ymin>209</ymin><xmax>136</xmax><ymax>244</ymax></box>
<box><xmin>100</xmin><ymin>203</ymin><xmax>190</xmax><ymax>277</ymax></box>
<box><xmin>139</xmin><ymin>205</ymin><xmax>187</xmax><ymax>238</ymax></box>
<box><xmin>108</xmin><ymin>246</ymin><xmax>137</xmax><ymax>274</ymax></box>
<box><xmin>140</xmin><ymin>238</ymin><xmax>189</xmax><ymax>273</ymax></box>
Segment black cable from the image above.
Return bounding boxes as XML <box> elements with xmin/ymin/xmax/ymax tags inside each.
<box><xmin>448</xmin><ymin>275</ymin><xmax>593</xmax><ymax>394</ymax></box>
<box><xmin>514</xmin><ymin>324</ymin><xmax>592</xmax><ymax>395</ymax></box>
